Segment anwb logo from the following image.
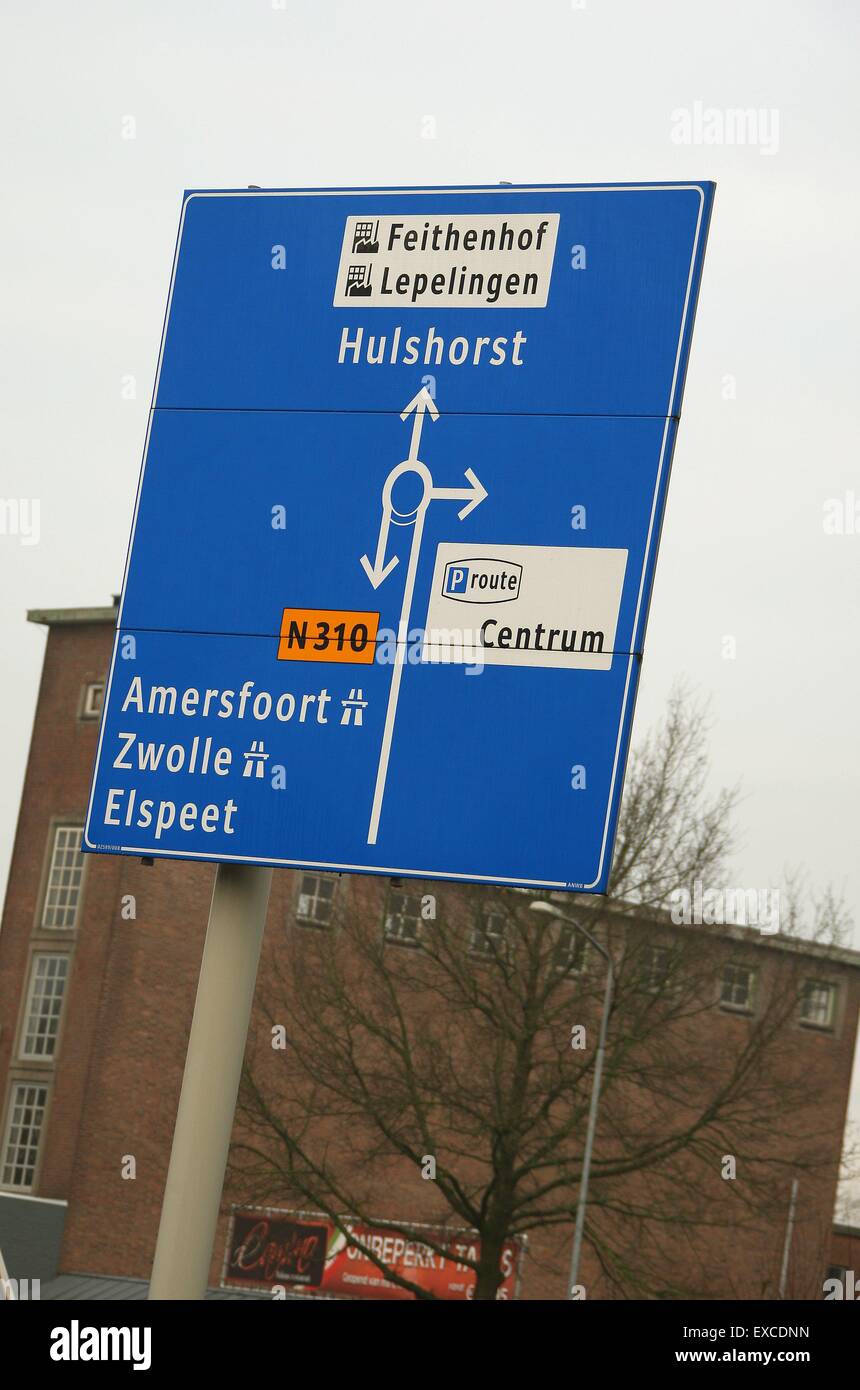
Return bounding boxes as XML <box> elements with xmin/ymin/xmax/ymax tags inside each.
<box><xmin>442</xmin><ymin>558</ymin><xmax>522</xmax><ymax>604</ymax></box>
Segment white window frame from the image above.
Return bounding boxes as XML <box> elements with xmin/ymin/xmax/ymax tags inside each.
<box><xmin>19</xmin><ymin>954</ymin><xmax>70</xmax><ymax>1060</ymax></box>
<box><xmin>642</xmin><ymin>945</ymin><xmax>672</xmax><ymax>993</ymax></box>
<box><xmin>295</xmin><ymin>872</ymin><xmax>338</xmax><ymax>928</ymax></box>
<box><xmin>81</xmin><ymin>681</ymin><xmax>104</xmax><ymax>720</ymax></box>
<box><xmin>799</xmin><ymin>979</ymin><xmax>837</xmax><ymax>1030</ymax></box>
<box><xmin>469</xmin><ymin>911</ymin><xmax>508</xmax><ymax>961</ymax></box>
<box><xmin>553</xmin><ymin>924</ymin><xmax>587</xmax><ymax>975</ymax></box>
<box><xmin>636</xmin><ymin>945</ymin><xmax>675</xmax><ymax>1000</ymax></box>
<box><xmin>1</xmin><ymin>1082</ymin><xmax>50</xmax><ymax>1191</ymax></box>
<box><xmin>41</xmin><ymin>824</ymin><xmax>85</xmax><ymax>930</ymax></box>
<box><xmin>384</xmin><ymin>888</ymin><xmax>424</xmax><ymax>947</ymax></box>
<box><xmin>720</xmin><ymin>962</ymin><xmax>756</xmax><ymax>1013</ymax></box>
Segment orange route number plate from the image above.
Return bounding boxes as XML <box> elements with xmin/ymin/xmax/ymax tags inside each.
<box><xmin>277</xmin><ymin>608</ymin><xmax>380</xmax><ymax>664</ymax></box>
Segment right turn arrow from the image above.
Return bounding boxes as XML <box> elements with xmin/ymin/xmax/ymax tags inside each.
<box><xmin>431</xmin><ymin>467</ymin><xmax>488</xmax><ymax>520</ymax></box>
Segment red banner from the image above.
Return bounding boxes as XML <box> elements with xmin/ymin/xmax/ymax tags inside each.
<box><xmin>223</xmin><ymin>1208</ymin><xmax>522</xmax><ymax>1300</ymax></box>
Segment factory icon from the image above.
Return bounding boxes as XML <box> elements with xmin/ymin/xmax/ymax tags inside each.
<box><xmin>345</xmin><ymin>263</ymin><xmax>373</xmax><ymax>297</ymax></box>
<box><xmin>352</xmin><ymin>220</ymin><xmax>379</xmax><ymax>254</ymax></box>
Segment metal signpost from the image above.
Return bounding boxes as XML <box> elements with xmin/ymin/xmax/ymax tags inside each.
<box><xmin>83</xmin><ymin>183</ymin><xmax>713</xmax><ymax>1298</ymax></box>
<box><xmin>530</xmin><ymin>899</ymin><xmax>614</xmax><ymax>1298</ymax></box>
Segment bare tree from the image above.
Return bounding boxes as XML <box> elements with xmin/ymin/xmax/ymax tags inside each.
<box><xmin>231</xmin><ymin>685</ymin><xmax>849</xmax><ymax>1300</ymax></box>
<box><xmin>607</xmin><ymin>680</ymin><xmax>739</xmax><ymax>905</ymax></box>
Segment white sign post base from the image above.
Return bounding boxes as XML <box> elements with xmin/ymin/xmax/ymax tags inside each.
<box><xmin>148</xmin><ymin>862</ymin><xmax>273</xmax><ymax>1300</ymax></box>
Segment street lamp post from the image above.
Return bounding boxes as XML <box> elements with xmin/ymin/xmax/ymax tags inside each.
<box><xmin>530</xmin><ymin>899</ymin><xmax>614</xmax><ymax>1298</ymax></box>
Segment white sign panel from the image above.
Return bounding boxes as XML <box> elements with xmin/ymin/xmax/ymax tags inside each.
<box><xmin>422</xmin><ymin>543</ymin><xmax>628</xmax><ymax>670</ymax></box>
<box><xmin>334</xmin><ymin>213</ymin><xmax>560</xmax><ymax>308</ymax></box>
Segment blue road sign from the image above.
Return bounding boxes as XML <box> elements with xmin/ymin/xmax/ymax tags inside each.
<box><xmin>84</xmin><ymin>183</ymin><xmax>714</xmax><ymax>892</ymax></box>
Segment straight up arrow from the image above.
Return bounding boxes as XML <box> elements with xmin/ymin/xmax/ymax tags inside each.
<box><xmin>401</xmin><ymin>386</ymin><xmax>440</xmax><ymax>462</ymax></box>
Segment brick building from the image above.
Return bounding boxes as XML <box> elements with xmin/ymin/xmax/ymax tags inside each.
<box><xmin>1</xmin><ymin>602</ymin><xmax>859</xmax><ymax>1300</ymax></box>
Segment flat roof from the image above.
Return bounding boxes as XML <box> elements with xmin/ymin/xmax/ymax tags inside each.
<box><xmin>27</xmin><ymin>603</ymin><xmax>118</xmax><ymax>627</ymax></box>
<box><xmin>553</xmin><ymin>893</ymin><xmax>860</xmax><ymax>971</ymax></box>
<box><xmin>36</xmin><ymin>1272</ymin><xmax>265</xmax><ymax>1301</ymax></box>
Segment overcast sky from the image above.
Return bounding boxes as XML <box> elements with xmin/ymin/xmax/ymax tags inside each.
<box><xmin>1</xmin><ymin>0</ymin><xmax>858</xmax><ymax>1180</ymax></box>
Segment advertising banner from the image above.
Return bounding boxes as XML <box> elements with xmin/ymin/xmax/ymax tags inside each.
<box><xmin>222</xmin><ymin>1207</ymin><xmax>523</xmax><ymax>1300</ymax></box>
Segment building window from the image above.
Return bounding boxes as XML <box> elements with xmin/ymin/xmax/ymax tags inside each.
<box><xmin>81</xmin><ymin>681</ymin><xmax>104</xmax><ymax>720</ymax></box>
<box><xmin>469</xmin><ymin>911</ymin><xmax>508</xmax><ymax>960</ymax></box>
<box><xmin>1</xmin><ymin>1083</ymin><xmax>49</xmax><ymax>1190</ymax></box>
<box><xmin>41</xmin><ymin>825</ymin><xmax>85</xmax><ymax>929</ymax></box>
<box><xmin>20</xmin><ymin>955</ymin><xmax>70</xmax><ymax>1059</ymax></box>
<box><xmin>552</xmin><ymin>924</ymin><xmax>587</xmax><ymax>975</ymax></box>
<box><xmin>384</xmin><ymin>887</ymin><xmax>424</xmax><ymax>947</ymax></box>
<box><xmin>295</xmin><ymin>872</ymin><xmax>337</xmax><ymax>928</ymax></box>
<box><xmin>641</xmin><ymin>945</ymin><xmax>672</xmax><ymax>993</ymax></box>
<box><xmin>720</xmin><ymin>962</ymin><xmax>756</xmax><ymax>1012</ymax></box>
<box><xmin>799</xmin><ymin>980</ymin><xmax>837</xmax><ymax>1029</ymax></box>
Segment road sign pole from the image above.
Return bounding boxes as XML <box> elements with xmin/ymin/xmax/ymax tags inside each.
<box><xmin>529</xmin><ymin>900</ymin><xmax>614</xmax><ymax>1296</ymax></box>
<box><xmin>149</xmin><ymin>861</ymin><xmax>273</xmax><ymax>1300</ymax></box>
